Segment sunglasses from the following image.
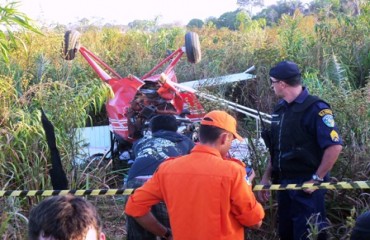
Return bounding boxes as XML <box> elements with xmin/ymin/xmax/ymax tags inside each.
<box><xmin>270</xmin><ymin>78</ymin><xmax>280</xmax><ymax>84</ymax></box>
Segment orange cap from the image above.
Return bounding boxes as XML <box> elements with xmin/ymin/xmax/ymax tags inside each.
<box><xmin>200</xmin><ymin>110</ymin><xmax>243</xmax><ymax>141</ymax></box>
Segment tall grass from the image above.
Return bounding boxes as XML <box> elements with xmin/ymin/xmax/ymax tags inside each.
<box><xmin>0</xmin><ymin>2</ymin><xmax>369</xmax><ymax>238</ymax></box>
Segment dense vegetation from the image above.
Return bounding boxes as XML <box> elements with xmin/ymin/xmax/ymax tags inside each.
<box><xmin>0</xmin><ymin>1</ymin><xmax>369</xmax><ymax>239</ymax></box>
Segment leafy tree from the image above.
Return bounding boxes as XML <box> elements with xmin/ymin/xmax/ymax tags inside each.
<box><xmin>308</xmin><ymin>0</ymin><xmax>341</xmax><ymax>18</ymax></box>
<box><xmin>0</xmin><ymin>1</ymin><xmax>41</xmax><ymax>63</ymax></box>
<box><xmin>128</xmin><ymin>19</ymin><xmax>158</xmax><ymax>31</ymax></box>
<box><xmin>204</xmin><ymin>16</ymin><xmax>218</xmax><ymax>27</ymax></box>
<box><xmin>308</xmin><ymin>0</ymin><xmax>363</xmax><ymax>17</ymax></box>
<box><xmin>254</xmin><ymin>7</ymin><xmax>280</xmax><ymax>25</ymax></box>
<box><xmin>217</xmin><ymin>11</ymin><xmax>239</xmax><ymax>30</ymax></box>
<box><xmin>237</xmin><ymin>11</ymin><xmax>266</xmax><ymax>32</ymax></box>
<box><xmin>236</xmin><ymin>10</ymin><xmax>251</xmax><ymax>31</ymax></box>
<box><xmin>237</xmin><ymin>0</ymin><xmax>264</xmax><ymax>15</ymax></box>
<box><xmin>205</xmin><ymin>9</ymin><xmax>251</xmax><ymax>30</ymax></box>
<box><xmin>340</xmin><ymin>0</ymin><xmax>360</xmax><ymax>16</ymax></box>
<box><xmin>187</xmin><ymin>18</ymin><xmax>204</xmax><ymax>28</ymax></box>
<box><xmin>254</xmin><ymin>0</ymin><xmax>306</xmax><ymax>25</ymax></box>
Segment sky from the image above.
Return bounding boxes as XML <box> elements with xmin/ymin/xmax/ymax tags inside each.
<box><xmin>17</xmin><ymin>0</ymin><xmax>278</xmax><ymax>26</ymax></box>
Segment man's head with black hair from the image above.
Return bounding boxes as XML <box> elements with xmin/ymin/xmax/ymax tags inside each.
<box><xmin>149</xmin><ymin>115</ymin><xmax>178</xmax><ymax>133</ymax></box>
<box><xmin>28</xmin><ymin>195</ymin><xmax>105</xmax><ymax>240</ymax></box>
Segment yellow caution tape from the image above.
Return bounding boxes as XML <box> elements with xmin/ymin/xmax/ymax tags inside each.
<box><xmin>252</xmin><ymin>181</ymin><xmax>370</xmax><ymax>191</ymax></box>
<box><xmin>0</xmin><ymin>181</ymin><xmax>369</xmax><ymax>197</ymax></box>
<box><xmin>0</xmin><ymin>189</ymin><xmax>130</xmax><ymax>197</ymax></box>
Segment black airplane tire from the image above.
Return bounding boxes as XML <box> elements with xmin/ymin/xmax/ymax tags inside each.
<box><xmin>63</xmin><ymin>30</ymin><xmax>81</xmax><ymax>60</ymax></box>
<box><xmin>185</xmin><ymin>32</ymin><xmax>201</xmax><ymax>64</ymax></box>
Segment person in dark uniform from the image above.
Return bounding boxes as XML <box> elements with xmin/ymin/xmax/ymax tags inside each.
<box><xmin>257</xmin><ymin>61</ymin><xmax>343</xmax><ymax>240</ymax></box>
<box><xmin>125</xmin><ymin>114</ymin><xmax>194</xmax><ymax>240</ymax></box>
<box><xmin>351</xmin><ymin>211</ymin><xmax>370</xmax><ymax>240</ymax></box>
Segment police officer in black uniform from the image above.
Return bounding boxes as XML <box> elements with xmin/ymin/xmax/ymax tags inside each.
<box><xmin>125</xmin><ymin>114</ymin><xmax>194</xmax><ymax>240</ymax></box>
<box><xmin>257</xmin><ymin>61</ymin><xmax>343</xmax><ymax>240</ymax></box>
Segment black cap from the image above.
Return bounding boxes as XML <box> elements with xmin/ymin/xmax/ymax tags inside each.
<box><xmin>269</xmin><ymin>61</ymin><xmax>301</xmax><ymax>80</ymax></box>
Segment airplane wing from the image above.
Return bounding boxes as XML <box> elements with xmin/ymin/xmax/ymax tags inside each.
<box><xmin>179</xmin><ymin>70</ymin><xmax>256</xmax><ymax>90</ymax></box>
<box><xmin>171</xmin><ymin>67</ymin><xmax>271</xmax><ymax>123</ymax></box>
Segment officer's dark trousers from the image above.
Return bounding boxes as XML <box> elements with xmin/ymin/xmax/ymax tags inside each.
<box><xmin>125</xmin><ymin>179</ymin><xmax>170</xmax><ymax>240</ymax></box>
<box><xmin>126</xmin><ymin>202</ymin><xmax>170</xmax><ymax>240</ymax></box>
<box><xmin>277</xmin><ymin>179</ymin><xmax>328</xmax><ymax>240</ymax></box>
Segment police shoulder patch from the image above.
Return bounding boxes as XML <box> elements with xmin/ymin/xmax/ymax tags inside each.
<box><xmin>322</xmin><ymin>114</ymin><xmax>335</xmax><ymax>127</ymax></box>
<box><xmin>330</xmin><ymin>130</ymin><xmax>340</xmax><ymax>142</ymax></box>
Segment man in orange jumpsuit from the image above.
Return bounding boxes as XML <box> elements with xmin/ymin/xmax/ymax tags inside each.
<box><xmin>125</xmin><ymin>110</ymin><xmax>265</xmax><ymax>240</ymax></box>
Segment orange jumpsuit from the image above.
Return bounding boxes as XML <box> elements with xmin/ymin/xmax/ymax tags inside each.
<box><xmin>125</xmin><ymin>145</ymin><xmax>265</xmax><ymax>240</ymax></box>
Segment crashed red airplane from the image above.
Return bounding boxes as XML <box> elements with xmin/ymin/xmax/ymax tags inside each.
<box><xmin>64</xmin><ymin>30</ymin><xmax>205</xmax><ymax>144</ymax></box>
<box><xmin>62</xmin><ymin>30</ymin><xmax>271</xmax><ymax>172</ymax></box>
<box><xmin>42</xmin><ymin>30</ymin><xmax>271</xmax><ymax>189</ymax></box>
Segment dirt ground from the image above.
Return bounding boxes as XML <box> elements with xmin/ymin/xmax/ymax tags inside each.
<box><xmin>92</xmin><ymin>196</ymin><xmax>127</xmax><ymax>240</ymax></box>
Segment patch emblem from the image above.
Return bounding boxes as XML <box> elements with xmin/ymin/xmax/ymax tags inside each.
<box><xmin>319</xmin><ymin>109</ymin><xmax>333</xmax><ymax>117</ymax></box>
<box><xmin>330</xmin><ymin>130</ymin><xmax>339</xmax><ymax>142</ymax></box>
<box><xmin>322</xmin><ymin>115</ymin><xmax>335</xmax><ymax>127</ymax></box>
